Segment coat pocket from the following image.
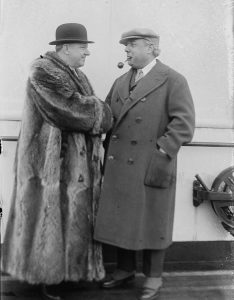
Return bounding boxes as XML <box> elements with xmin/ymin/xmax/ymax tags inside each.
<box><xmin>144</xmin><ymin>149</ymin><xmax>176</xmax><ymax>188</ymax></box>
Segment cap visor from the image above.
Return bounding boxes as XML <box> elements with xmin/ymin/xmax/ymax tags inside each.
<box><xmin>119</xmin><ymin>36</ymin><xmax>144</xmax><ymax>45</ymax></box>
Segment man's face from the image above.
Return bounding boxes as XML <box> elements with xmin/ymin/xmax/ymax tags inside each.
<box><xmin>66</xmin><ymin>43</ymin><xmax>90</xmax><ymax>68</ymax></box>
<box><xmin>125</xmin><ymin>39</ymin><xmax>152</xmax><ymax>69</ymax></box>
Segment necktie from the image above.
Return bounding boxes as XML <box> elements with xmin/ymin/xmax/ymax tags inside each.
<box><xmin>135</xmin><ymin>69</ymin><xmax>144</xmax><ymax>82</ymax></box>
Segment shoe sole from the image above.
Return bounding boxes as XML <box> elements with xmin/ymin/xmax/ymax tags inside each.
<box><xmin>102</xmin><ymin>275</ymin><xmax>135</xmax><ymax>289</ymax></box>
<box><xmin>138</xmin><ymin>288</ymin><xmax>161</xmax><ymax>300</ymax></box>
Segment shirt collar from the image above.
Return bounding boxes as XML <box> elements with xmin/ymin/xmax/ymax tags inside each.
<box><xmin>139</xmin><ymin>59</ymin><xmax>157</xmax><ymax>77</ymax></box>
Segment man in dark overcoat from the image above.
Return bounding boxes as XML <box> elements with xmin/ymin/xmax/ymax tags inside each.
<box><xmin>94</xmin><ymin>28</ymin><xmax>195</xmax><ymax>300</ymax></box>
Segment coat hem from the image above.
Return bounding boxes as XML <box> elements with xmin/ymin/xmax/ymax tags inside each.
<box><xmin>2</xmin><ymin>268</ymin><xmax>105</xmax><ymax>285</ymax></box>
<box><xmin>94</xmin><ymin>234</ymin><xmax>172</xmax><ymax>251</ymax></box>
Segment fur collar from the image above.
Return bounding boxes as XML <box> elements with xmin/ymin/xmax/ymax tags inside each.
<box><xmin>43</xmin><ymin>51</ymin><xmax>94</xmax><ymax>96</ymax></box>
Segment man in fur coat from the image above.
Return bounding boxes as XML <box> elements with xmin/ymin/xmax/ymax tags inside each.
<box><xmin>94</xmin><ymin>28</ymin><xmax>195</xmax><ymax>300</ymax></box>
<box><xmin>2</xmin><ymin>23</ymin><xmax>112</xmax><ymax>299</ymax></box>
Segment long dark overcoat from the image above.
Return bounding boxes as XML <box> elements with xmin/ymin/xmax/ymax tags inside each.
<box><xmin>94</xmin><ymin>60</ymin><xmax>195</xmax><ymax>250</ymax></box>
<box><xmin>2</xmin><ymin>52</ymin><xmax>112</xmax><ymax>284</ymax></box>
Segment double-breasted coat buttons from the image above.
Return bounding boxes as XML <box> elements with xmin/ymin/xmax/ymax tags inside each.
<box><xmin>78</xmin><ymin>174</ymin><xmax>84</xmax><ymax>182</ymax></box>
<box><xmin>80</xmin><ymin>150</ymin><xmax>85</xmax><ymax>156</ymax></box>
<box><xmin>80</xmin><ymin>146</ymin><xmax>86</xmax><ymax>156</ymax></box>
<box><xmin>127</xmin><ymin>158</ymin><xmax>134</xmax><ymax>165</ymax></box>
<box><xmin>93</xmin><ymin>155</ymin><xmax>99</xmax><ymax>162</ymax></box>
<box><xmin>112</xmin><ymin>134</ymin><xmax>118</xmax><ymax>141</ymax></box>
<box><xmin>135</xmin><ymin>116</ymin><xmax>142</xmax><ymax>123</ymax></box>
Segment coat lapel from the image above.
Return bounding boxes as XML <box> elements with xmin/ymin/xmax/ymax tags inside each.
<box><xmin>116</xmin><ymin>69</ymin><xmax>135</xmax><ymax>103</ymax></box>
<box><xmin>114</xmin><ymin>60</ymin><xmax>169</xmax><ymax>129</ymax></box>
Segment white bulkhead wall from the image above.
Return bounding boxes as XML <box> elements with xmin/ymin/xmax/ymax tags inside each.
<box><xmin>0</xmin><ymin>0</ymin><xmax>233</xmax><ymax>241</ymax></box>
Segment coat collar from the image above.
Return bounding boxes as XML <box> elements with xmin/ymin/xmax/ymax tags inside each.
<box><xmin>43</xmin><ymin>51</ymin><xmax>94</xmax><ymax>96</ymax></box>
<box><xmin>114</xmin><ymin>60</ymin><xmax>169</xmax><ymax>129</ymax></box>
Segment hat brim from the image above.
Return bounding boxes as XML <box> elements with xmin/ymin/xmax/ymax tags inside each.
<box><xmin>119</xmin><ymin>36</ymin><xmax>144</xmax><ymax>45</ymax></box>
<box><xmin>49</xmin><ymin>39</ymin><xmax>94</xmax><ymax>45</ymax></box>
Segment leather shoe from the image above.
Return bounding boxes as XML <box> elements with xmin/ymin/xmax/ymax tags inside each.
<box><xmin>138</xmin><ymin>287</ymin><xmax>161</xmax><ymax>300</ymax></box>
<box><xmin>41</xmin><ymin>285</ymin><xmax>64</xmax><ymax>300</ymax></box>
<box><xmin>101</xmin><ymin>273</ymin><xmax>135</xmax><ymax>288</ymax></box>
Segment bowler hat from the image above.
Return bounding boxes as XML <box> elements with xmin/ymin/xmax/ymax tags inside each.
<box><xmin>119</xmin><ymin>28</ymin><xmax>159</xmax><ymax>45</ymax></box>
<box><xmin>49</xmin><ymin>23</ymin><xmax>94</xmax><ymax>45</ymax></box>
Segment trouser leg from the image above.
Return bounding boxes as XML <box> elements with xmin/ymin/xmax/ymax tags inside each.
<box><xmin>142</xmin><ymin>249</ymin><xmax>166</xmax><ymax>277</ymax></box>
<box><xmin>117</xmin><ymin>247</ymin><xmax>136</xmax><ymax>272</ymax></box>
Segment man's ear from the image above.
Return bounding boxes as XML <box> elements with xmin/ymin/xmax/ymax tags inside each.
<box><xmin>147</xmin><ymin>43</ymin><xmax>154</xmax><ymax>54</ymax></box>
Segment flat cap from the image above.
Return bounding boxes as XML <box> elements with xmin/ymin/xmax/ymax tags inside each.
<box><xmin>119</xmin><ymin>28</ymin><xmax>159</xmax><ymax>45</ymax></box>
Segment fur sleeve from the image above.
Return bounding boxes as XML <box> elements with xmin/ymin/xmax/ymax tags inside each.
<box><xmin>92</xmin><ymin>99</ymin><xmax>113</xmax><ymax>135</ymax></box>
<box><xmin>28</xmin><ymin>59</ymin><xmax>110</xmax><ymax>133</ymax></box>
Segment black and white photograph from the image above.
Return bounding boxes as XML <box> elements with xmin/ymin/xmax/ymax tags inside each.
<box><xmin>0</xmin><ymin>1</ymin><xmax>234</xmax><ymax>299</ymax></box>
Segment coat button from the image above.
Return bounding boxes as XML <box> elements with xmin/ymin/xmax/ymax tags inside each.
<box><xmin>127</xmin><ymin>158</ymin><xmax>134</xmax><ymax>165</ymax></box>
<box><xmin>112</xmin><ymin>134</ymin><xmax>118</xmax><ymax>141</ymax></box>
<box><xmin>78</xmin><ymin>174</ymin><xmax>84</xmax><ymax>182</ymax></box>
<box><xmin>93</xmin><ymin>155</ymin><xmax>99</xmax><ymax>162</ymax></box>
<box><xmin>141</xmin><ymin>97</ymin><xmax>146</xmax><ymax>102</ymax></box>
<box><xmin>135</xmin><ymin>117</ymin><xmax>142</xmax><ymax>123</ymax></box>
<box><xmin>108</xmin><ymin>155</ymin><xmax>115</xmax><ymax>160</ymax></box>
<box><xmin>131</xmin><ymin>140</ymin><xmax>138</xmax><ymax>145</ymax></box>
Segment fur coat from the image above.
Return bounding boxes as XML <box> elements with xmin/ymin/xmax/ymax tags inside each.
<box><xmin>2</xmin><ymin>51</ymin><xmax>112</xmax><ymax>284</ymax></box>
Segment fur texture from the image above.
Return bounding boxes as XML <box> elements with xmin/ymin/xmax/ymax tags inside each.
<box><xmin>2</xmin><ymin>52</ymin><xmax>112</xmax><ymax>284</ymax></box>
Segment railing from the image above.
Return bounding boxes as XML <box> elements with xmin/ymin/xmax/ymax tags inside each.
<box><xmin>1</xmin><ymin>137</ymin><xmax>234</xmax><ymax>148</ymax></box>
<box><xmin>184</xmin><ymin>142</ymin><xmax>234</xmax><ymax>148</ymax></box>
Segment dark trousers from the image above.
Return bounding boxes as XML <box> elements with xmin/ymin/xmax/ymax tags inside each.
<box><xmin>117</xmin><ymin>248</ymin><xmax>166</xmax><ymax>277</ymax></box>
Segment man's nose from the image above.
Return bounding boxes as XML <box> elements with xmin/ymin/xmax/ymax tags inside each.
<box><xmin>85</xmin><ymin>49</ymin><xmax>90</xmax><ymax>56</ymax></box>
<box><xmin>125</xmin><ymin>45</ymin><xmax>130</xmax><ymax>52</ymax></box>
